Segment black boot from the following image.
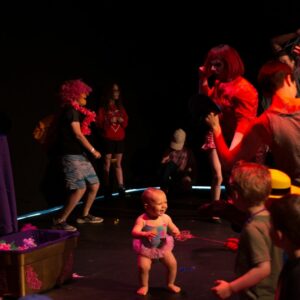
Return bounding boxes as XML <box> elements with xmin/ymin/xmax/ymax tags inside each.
<box><xmin>118</xmin><ymin>185</ymin><xmax>126</xmax><ymax>198</ymax></box>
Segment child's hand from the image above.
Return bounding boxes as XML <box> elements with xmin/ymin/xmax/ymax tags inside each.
<box><xmin>172</xmin><ymin>230</ymin><xmax>181</xmax><ymax>239</ymax></box>
<box><xmin>144</xmin><ymin>231</ymin><xmax>156</xmax><ymax>241</ymax></box>
<box><xmin>174</xmin><ymin>230</ymin><xmax>193</xmax><ymax>241</ymax></box>
<box><xmin>211</xmin><ymin>280</ymin><xmax>233</xmax><ymax>299</ymax></box>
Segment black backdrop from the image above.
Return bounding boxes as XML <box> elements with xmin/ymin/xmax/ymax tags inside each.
<box><xmin>1</xmin><ymin>2</ymin><xmax>299</xmax><ymax>214</ymax></box>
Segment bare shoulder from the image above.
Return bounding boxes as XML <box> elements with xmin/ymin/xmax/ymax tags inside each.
<box><xmin>135</xmin><ymin>213</ymin><xmax>147</xmax><ymax>223</ymax></box>
<box><xmin>161</xmin><ymin>214</ymin><xmax>172</xmax><ymax>223</ymax></box>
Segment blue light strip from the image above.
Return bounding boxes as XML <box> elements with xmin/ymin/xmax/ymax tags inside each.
<box><xmin>17</xmin><ymin>185</ymin><xmax>225</xmax><ymax>221</ymax></box>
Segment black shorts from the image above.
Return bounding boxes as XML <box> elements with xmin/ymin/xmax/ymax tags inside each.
<box><xmin>102</xmin><ymin>139</ymin><xmax>125</xmax><ymax>155</ymax></box>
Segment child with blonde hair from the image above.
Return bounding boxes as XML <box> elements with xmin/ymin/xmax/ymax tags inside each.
<box><xmin>132</xmin><ymin>188</ymin><xmax>181</xmax><ymax>296</ymax></box>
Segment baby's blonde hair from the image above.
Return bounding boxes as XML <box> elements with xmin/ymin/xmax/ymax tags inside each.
<box><xmin>141</xmin><ymin>188</ymin><xmax>165</xmax><ymax>205</ymax></box>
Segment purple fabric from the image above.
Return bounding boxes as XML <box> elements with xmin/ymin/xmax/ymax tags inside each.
<box><xmin>0</xmin><ymin>134</ymin><xmax>18</xmax><ymax>236</ymax></box>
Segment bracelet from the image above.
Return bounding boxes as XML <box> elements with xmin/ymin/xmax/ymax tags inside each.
<box><xmin>90</xmin><ymin>147</ymin><xmax>95</xmax><ymax>153</ymax></box>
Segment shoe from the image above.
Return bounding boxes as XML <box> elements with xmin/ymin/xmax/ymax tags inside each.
<box><xmin>52</xmin><ymin>219</ymin><xmax>77</xmax><ymax>232</ymax></box>
<box><xmin>76</xmin><ymin>214</ymin><xmax>104</xmax><ymax>224</ymax></box>
<box><xmin>118</xmin><ymin>186</ymin><xmax>126</xmax><ymax>198</ymax></box>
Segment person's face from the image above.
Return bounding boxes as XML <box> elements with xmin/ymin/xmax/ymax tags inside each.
<box><xmin>78</xmin><ymin>93</ymin><xmax>87</xmax><ymax>106</ymax></box>
<box><xmin>112</xmin><ymin>84</ymin><xmax>120</xmax><ymax>100</ymax></box>
<box><xmin>209</xmin><ymin>59</ymin><xmax>225</xmax><ymax>79</ymax></box>
<box><xmin>145</xmin><ymin>193</ymin><xmax>168</xmax><ymax>218</ymax></box>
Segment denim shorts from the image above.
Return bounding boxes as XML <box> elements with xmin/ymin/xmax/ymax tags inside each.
<box><xmin>62</xmin><ymin>154</ymin><xmax>99</xmax><ymax>190</ymax></box>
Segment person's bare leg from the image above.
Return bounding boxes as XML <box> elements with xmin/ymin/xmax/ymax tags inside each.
<box><xmin>82</xmin><ymin>183</ymin><xmax>100</xmax><ymax>216</ymax></box>
<box><xmin>209</xmin><ymin>149</ymin><xmax>223</xmax><ymax>202</ymax></box>
<box><xmin>103</xmin><ymin>154</ymin><xmax>112</xmax><ymax>188</ymax></box>
<box><xmin>58</xmin><ymin>188</ymin><xmax>86</xmax><ymax>221</ymax></box>
<box><xmin>160</xmin><ymin>251</ymin><xmax>181</xmax><ymax>293</ymax></box>
<box><xmin>114</xmin><ymin>153</ymin><xmax>124</xmax><ymax>187</ymax></box>
<box><xmin>136</xmin><ymin>255</ymin><xmax>152</xmax><ymax>295</ymax></box>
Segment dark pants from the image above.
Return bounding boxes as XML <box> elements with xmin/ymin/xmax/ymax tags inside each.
<box><xmin>158</xmin><ymin>161</ymin><xmax>192</xmax><ymax>192</ymax></box>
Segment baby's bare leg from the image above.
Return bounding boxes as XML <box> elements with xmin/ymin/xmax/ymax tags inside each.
<box><xmin>160</xmin><ymin>251</ymin><xmax>181</xmax><ymax>293</ymax></box>
<box><xmin>136</xmin><ymin>255</ymin><xmax>152</xmax><ymax>295</ymax></box>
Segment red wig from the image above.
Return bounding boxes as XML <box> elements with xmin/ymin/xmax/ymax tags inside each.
<box><xmin>59</xmin><ymin>79</ymin><xmax>92</xmax><ymax>103</ymax></box>
<box><xmin>204</xmin><ymin>44</ymin><xmax>245</xmax><ymax>80</ymax></box>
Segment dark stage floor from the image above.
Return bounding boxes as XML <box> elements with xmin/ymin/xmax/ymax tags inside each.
<box><xmin>18</xmin><ymin>190</ymin><xmax>240</xmax><ymax>300</ymax></box>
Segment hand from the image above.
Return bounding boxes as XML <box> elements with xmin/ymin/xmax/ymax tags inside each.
<box><xmin>172</xmin><ymin>230</ymin><xmax>181</xmax><ymax>239</ymax></box>
<box><xmin>205</xmin><ymin>112</ymin><xmax>221</xmax><ymax>132</ymax></box>
<box><xmin>117</xmin><ymin>117</ymin><xmax>124</xmax><ymax>123</ymax></box>
<box><xmin>144</xmin><ymin>231</ymin><xmax>157</xmax><ymax>241</ymax></box>
<box><xmin>293</xmin><ymin>45</ymin><xmax>300</xmax><ymax>56</ymax></box>
<box><xmin>93</xmin><ymin>150</ymin><xmax>101</xmax><ymax>159</ymax></box>
<box><xmin>111</xmin><ymin>116</ymin><xmax>117</xmax><ymax>123</ymax></box>
<box><xmin>198</xmin><ymin>65</ymin><xmax>207</xmax><ymax>78</ymax></box>
<box><xmin>211</xmin><ymin>280</ymin><xmax>233</xmax><ymax>299</ymax></box>
<box><xmin>175</xmin><ymin>230</ymin><xmax>193</xmax><ymax>241</ymax></box>
<box><xmin>199</xmin><ymin>65</ymin><xmax>212</xmax><ymax>79</ymax></box>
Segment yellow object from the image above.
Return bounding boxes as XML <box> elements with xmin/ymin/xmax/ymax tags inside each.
<box><xmin>269</xmin><ymin>169</ymin><xmax>300</xmax><ymax>198</ymax></box>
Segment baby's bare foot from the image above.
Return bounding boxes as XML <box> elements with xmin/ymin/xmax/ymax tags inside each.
<box><xmin>168</xmin><ymin>284</ymin><xmax>181</xmax><ymax>293</ymax></box>
<box><xmin>137</xmin><ymin>286</ymin><xmax>148</xmax><ymax>295</ymax></box>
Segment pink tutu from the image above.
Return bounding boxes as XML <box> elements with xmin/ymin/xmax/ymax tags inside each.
<box><xmin>133</xmin><ymin>235</ymin><xmax>174</xmax><ymax>259</ymax></box>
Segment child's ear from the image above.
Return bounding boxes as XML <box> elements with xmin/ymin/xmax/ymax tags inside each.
<box><xmin>144</xmin><ymin>203</ymin><xmax>148</xmax><ymax>209</ymax></box>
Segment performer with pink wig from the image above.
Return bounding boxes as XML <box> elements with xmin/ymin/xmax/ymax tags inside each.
<box><xmin>52</xmin><ymin>79</ymin><xmax>103</xmax><ymax>231</ymax></box>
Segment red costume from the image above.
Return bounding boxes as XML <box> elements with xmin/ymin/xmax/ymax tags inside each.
<box><xmin>97</xmin><ymin>103</ymin><xmax>128</xmax><ymax>141</ymax></box>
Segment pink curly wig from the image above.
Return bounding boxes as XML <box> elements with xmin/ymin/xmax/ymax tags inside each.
<box><xmin>59</xmin><ymin>79</ymin><xmax>92</xmax><ymax>103</ymax></box>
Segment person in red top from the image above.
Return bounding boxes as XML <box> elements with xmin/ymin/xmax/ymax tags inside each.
<box><xmin>206</xmin><ymin>60</ymin><xmax>300</xmax><ymax>186</ymax></box>
<box><xmin>198</xmin><ymin>44</ymin><xmax>258</xmax><ymax>222</ymax></box>
<box><xmin>96</xmin><ymin>82</ymin><xmax>128</xmax><ymax>198</ymax></box>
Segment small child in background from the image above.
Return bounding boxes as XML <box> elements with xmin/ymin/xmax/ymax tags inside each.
<box><xmin>131</xmin><ymin>188</ymin><xmax>181</xmax><ymax>296</ymax></box>
<box><xmin>211</xmin><ymin>162</ymin><xmax>282</xmax><ymax>299</ymax></box>
<box><xmin>159</xmin><ymin>128</ymin><xmax>196</xmax><ymax>194</ymax></box>
<box><xmin>268</xmin><ymin>194</ymin><xmax>300</xmax><ymax>300</ymax></box>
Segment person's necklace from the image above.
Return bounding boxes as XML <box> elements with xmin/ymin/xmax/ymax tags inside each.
<box><xmin>70</xmin><ymin>100</ymin><xmax>96</xmax><ymax>135</ymax></box>
<box><xmin>247</xmin><ymin>207</ymin><xmax>267</xmax><ymax>224</ymax></box>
